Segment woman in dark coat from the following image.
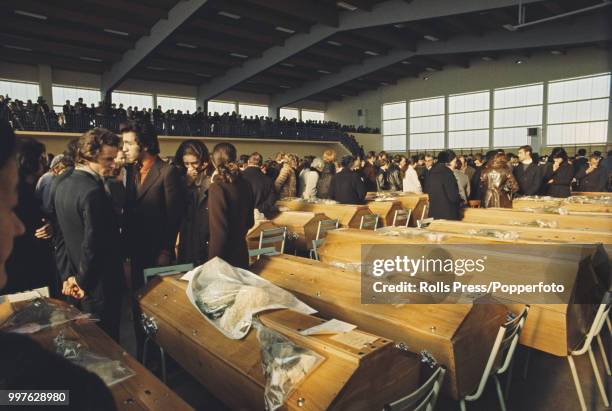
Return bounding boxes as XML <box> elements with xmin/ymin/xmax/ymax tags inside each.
<box><xmin>480</xmin><ymin>153</ymin><xmax>519</xmax><ymax>208</ymax></box>
<box><xmin>543</xmin><ymin>147</ymin><xmax>574</xmax><ymax>198</ymax></box>
<box><xmin>575</xmin><ymin>154</ymin><xmax>609</xmax><ymax>192</ymax></box>
<box><xmin>316</xmin><ymin>149</ymin><xmax>336</xmax><ymax>199</ymax></box>
<box><xmin>425</xmin><ymin>150</ymin><xmax>462</xmax><ymax>220</ymax></box>
<box><xmin>175</xmin><ymin>140</ymin><xmax>212</xmax><ymax>265</ymax></box>
<box><xmin>208</xmin><ymin>143</ymin><xmax>254</xmax><ymax>269</ymax></box>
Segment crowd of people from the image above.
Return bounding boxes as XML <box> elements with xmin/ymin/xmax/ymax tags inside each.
<box><xmin>0</xmin><ymin>94</ymin><xmax>372</xmax><ymax>155</ymax></box>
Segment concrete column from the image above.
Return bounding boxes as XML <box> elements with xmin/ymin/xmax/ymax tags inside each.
<box><xmin>267</xmin><ymin>105</ymin><xmax>279</xmax><ymax>119</ymax></box>
<box><xmin>37</xmin><ymin>64</ymin><xmax>53</xmax><ymax>108</ymax></box>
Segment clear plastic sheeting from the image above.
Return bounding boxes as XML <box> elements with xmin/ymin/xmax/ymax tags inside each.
<box><xmin>328</xmin><ymin>261</ymin><xmax>363</xmax><ymax>272</ymax></box>
<box><xmin>186</xmin><ymin>257</ymin><xmax>316</xmax><ymax>339</ymax></box>
<box><xmin>467</xmin><ymin>229</ymin><xmax>520</xmax><ymax>241</ymax></box>
<box><xmin>255</xmin><ymin>321</ymin><xmax>324</xmax><ymax>411</ymax></box>
<box><xmin>54</xmin><ymin>330</ymin><xmax>135</xmax><ymax>386</ymax></box>
<box><xmin>566</xmin><ymin>195</ymin><xmax>612</xmax><ymax>205</ymax></box>
<box><xmin>280</xmin><ymin>197</ymin><xmax>338</xmax><ymax>205</ymax></box>
<box><xmin>0</xmin><ymin>298</ymin><xmax>94</xmax><ymax>334</ymax></box>
<box><xmin>518</xmin><ymin>207</ymin><xmax>569</xmax><ymax>215</ymax></box>
<box><xmin>510</xmin><ymin>219</ymin><xmax>559</xmax><ymax>229</ymax></box>
<box><xmin>378</xmin><ymin>227</ymin><xmax>447</xmax><ymax>242</ymax></box>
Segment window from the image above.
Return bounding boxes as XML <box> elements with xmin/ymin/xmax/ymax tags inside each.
<box><xmin>280</xmin><ymin>107</ymin><xmax>299</xmax><ymax>120</ymax></box>
<box><xmin>0</xmin><ymin>79</ymin><xmax>39</xmax><ymax>102</ymax></box>
<box><xmin>409</xmin><ymin>97</ymin><xmax>444</xmax><ymax>151</ymax></box>
<box><xmin>547</xmin><ymin>73</ymin><xmax>610</xmax><ymax>145</ymax></box>
<box><xmin>208</xmin><ymin>100</ymin><xmax>236</xmax><ymax>115</ymax></box>
<box><xmin>156</xmin><ymin>95</ymin><xmax>196</xmax><ymax>113</ymax></box>
<box><xmin>238</xmin><ymin>103</ymin><xmax>268</xmax><ymax>118</ymax></box>
<box><xmin>382</xmin><ymin>101</ymin><xmax>406</xmax><ymax>151</ymax></box>
<box><xmin>301</xmin><ymin>109</ymin><xmax>325</xmax><ymax>122</ymax></box>
<box><xmin>52</xmin><ymin>85</ymin><xmax>101</xmax><ymax>112</ymax></box>
<box><xmin>448</xmin><ymin>90</ymin><xmax>490</xmax><ymax>149</ymax></box>
<box><xmin>493</xmin><ymin>83</ymin><xmax>543</xmax><ymax>147</ymax></box>
<box><xmin>112</xmin><ymin>91</ymin><xmax>153</xmax><ymax>110</ymax></box>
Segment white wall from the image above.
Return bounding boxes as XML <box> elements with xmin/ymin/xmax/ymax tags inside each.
<box><xmin>325</xmin><ymin>46</ymin><xmax>612</xmax><ymax>132</ymax></box>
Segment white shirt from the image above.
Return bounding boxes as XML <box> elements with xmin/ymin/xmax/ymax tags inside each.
<box><xmin>300</xmin><ymin>169</ymin><xmax>319</xmax><ymax>199</ymax></box>
<box><xmin>402</xmin><ymin>167</ymin><xmax>422</xmax><ymax>194</ymax></box>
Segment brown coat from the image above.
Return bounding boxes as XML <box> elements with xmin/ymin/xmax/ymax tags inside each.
<box><xmin>274</xmin><ymin>163</ymin><xmax>297</xmax><ymax>198</ymax></box>
<box><xmin>208</xmin><ymin>175</ymin><xmax>255</xmax><ymax>269</ymax></box>
<box><xmin>480</xmin><ymin>167</ymin><xmax>519</xmax><ymax>208</ymax></box>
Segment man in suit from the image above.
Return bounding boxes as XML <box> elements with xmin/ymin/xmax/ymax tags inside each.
<box><xmin>425</xmin><ymin>150</ymin><xmax>461</xmax><ymax>220</ymax></box>
<box><xmin>419</xmin><ymin>154</ymin><xmax>434</xmax><ymax>192</ymax></box>
<box><xmin>53</xmin><ymin>128</ymin><xmax>124</xmax><ymax>340</ymax></box>
<box><xmin>328</xmin><ymin>155</ymin><xmax>367</xmax><ymax>205</ymax></box>
<box><xmin>513</xmin><ymin>145</ymin><xmax>543</xmax><ymax>196</ymax></box>
<box><xmin>120</xmin><ymin>120</ymin><xmax>185</xmax><ymax>356</ymax></box>
<box><xmin>241</xmin><ymin>152</ymin><xmax>278</xmax><ymax>219</ymax></box>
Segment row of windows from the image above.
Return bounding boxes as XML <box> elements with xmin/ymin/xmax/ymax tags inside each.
<box><xmin>382</xmin><ymin>72</ymin><xmax>610</xmax><ymax>151</ymax></box>
<box><xmin>0</xmin><ymin>81</ymin><xmax>325</xmax><ymax>120</ymax></box>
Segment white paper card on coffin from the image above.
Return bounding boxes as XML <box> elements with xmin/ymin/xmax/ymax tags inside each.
<box><xmin>185</xmin><ymin>257</ymin><xmax>317</xmax><ymax>340</ymax></box>
<box><xmin>299</xmin><ymin>318</ymin><xmax>357</xmax><ymax>336</ymax></box>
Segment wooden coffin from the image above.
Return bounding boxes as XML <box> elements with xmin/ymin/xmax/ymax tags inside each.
<box><xmin>270</xmin><ymin>211</ymin><xmax>330</xmax><ymax>252</ymax></box>
<box><xmin>277</xmin><ymin>199</ymin><xmax>372</xmax><ymax>228</ymax></box>
<box><xmin>427</xmin><ymin>220</ymin><xmax>612</xmax><ymax>245</ymax></box>
<box><xmin>7</xmin><ymin>298</ymin><xmax>192</xmax><ymax>411</ymax></box>
<box><xmin>138</xmin><ymin>275</ymin><xmax>422</xmax><ymax>411</ymax></box>
<box><xmin>252</xmin><ymin>254</ymin><xmax>506</xmax><ymax>399</ymax></box>
<box><xmin>512</xmin><ymin>197</ymin><xmax>612</xmax><ymax>213</ymax></box>
<box><xmin>246</xmin><ymin>220</ymin><xmax>280</xmax><ymax>251</ymax></box>
<box><xmin>366</xmin><ymin>192</ymin><xmax>429</xmax><ymax>226</ymax></box>
<box><xmin>365</xmin><ymin>200</ymin><xmax>403</xmax><ymax>227</ymax></box>
<box><xmin>572</xmin><ymin>192</ymin><xmax>611</xmax><ymax>197</ymax></box>
<box><xmin>461</xmin><ymin>208</ymin><xmax>612</xmax><ymax>231</ymax></box>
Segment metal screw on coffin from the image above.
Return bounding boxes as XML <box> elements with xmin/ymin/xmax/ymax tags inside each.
<box><xmin>430</xmin><ymin>326</ymin><xmax>436</xmax><ymax>333</ymax></box>
<box><xmin>297</xmin><ymin>398</ymin><xmax>305</xmax><ymax>407</ymax></box>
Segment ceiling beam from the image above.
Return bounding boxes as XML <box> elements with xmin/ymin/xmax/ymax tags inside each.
<box><xmin>100</xmin><ymin>0</ymin><xmax>209</xmax><ymax>97</ymax></box>
<box><xmin>209</xmin><ymin>0</ymin><xmax>312</xmax><ymax>33</ymax></box>
<box><xmin>197</xmin><ymin>0</ymin><xmax>545</xmax><ymax>104</ymax></box>
<box><xmin>241</xmin><ymin>0</ymin><xmax>339</xmax><ymax>27</ymax></box>
<box><xmin>268</xmin><ymin>12</ymin><xmax>610</xmax><ymax>109</ymax></box>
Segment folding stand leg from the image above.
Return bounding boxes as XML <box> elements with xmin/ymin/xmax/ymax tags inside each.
<box><xmin>588</xmin><ymin>345</ymin><xmax>610</xmax><ymax>407</ymax></box>
<box><xmin>596</xmin><ymin>334</ymin><xmax>611</xmax><ymax>376</ymax></box>
<box><xmin>459</xmin><ymin>399</ymin><xmax>467</xmax><ymax>411</ymax></box>
<box><xmin>567</xmin><ymin>355</ymin><xmax>587</xmax><ymax>411</ymax></box>
<box><xmin>504</xmin><ymin>356</ymin><xmax>515</xmax><ymax>399</ymax></box>
<box><xmin>493</xmin><ymin>375</ymin><xmax>508</xmax><ymax>411</ymax></box>
<box><xmin>522</xmin><ymin>348</ymin><xmax>531</xmax><ymax>380</ymax></box>
<box><xmin>159</xmin><ymin>346</ymin><xmax>167</xmax><ymax>383</ymax></box>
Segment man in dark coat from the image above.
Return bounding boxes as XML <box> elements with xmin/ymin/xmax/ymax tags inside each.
<box><xmin>329</xmin><ymin>155</ymin><xmax>367</xmax><ymax>205</ymax></box>
<box><xmin>53</xmin><ymin>128</ymin><xmax>124</xmax><ymax>341</ymax></box>
<box><xmin>425</xmin><ymin>150</ymin><xmax>461</xmax><ymax>220</ymax></box>
<box><xmin>361</xmin><ymin>151</ymin><xmax>378</xmax><ymax>192</ymax></box>
<box><xmin>120</xmin><ymin>120</ymin><xmax>185</xmax><ymax>357</ymax></box>
<box><xmin>241</xmin><ymin>152</ymin><xmax>278</xmax><ymax>219</ymax></box>
<box><xmin>513</xmin><ymin>145</ymin><xmax>543</xmax><ymax>196</ymax></box>
<box><xmin>575</xmin><ymin>155</ymin><xmax>609</xmax><ymax>192</ymax></box>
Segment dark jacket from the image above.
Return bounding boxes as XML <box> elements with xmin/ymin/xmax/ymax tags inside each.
<box><xmin>53</xmin><ymin>169</ymin><xmax>124</xmax><ymax>339</ymax></box>
<box><xmin>328</xmin><ymin>168</ymin><xmax>367</xmax><ymax>205</ymax></box>
<box><xmin>0</xmin><ymin>331</ymin><xmax>116</xmax><ymax>411</ymax></box>
<box><xmin>387</xmin><ymin>164</ymin><xmax>403</xmax><ymax>191</ymax></box>
<box><xmin>513</xmin><ymin>161</ymin><xmax>543</xmax><ymax>196</ymax></box>
<box><xmin>575</xmin><ymin>165</ymin><xmax>608</xmax><ymax>192</ymax></box>
<box><xmin>5</xmin><ymin>179</ymin><xmax>57</xmax><ymax>295</ymax></box>
<box><xmin>481</xmin><ymin>167</ymin><xmax>519</xmax><ymax>208</ymax></box>
<box><xmin>543</xmin><ymin>162</ymin><xmax>574</xmax><ymax>198</ymax></box>
<box><xmin>208</xmin><ymin>175</ymin><xmax>255</xmax><ymax>269</ymax></box>
<box><xmin>425</xmin><ymin>163</ymin><xmax>461</xmax><ymax>220</ymax></box>
<box><xmin>242</xmin><ymin>166</ymin><xmax>278</xmax><ymax>218</ymax></box>
<box><xmin>361</xmin><ymin>162</ymin><xmax>378</xmax><ymax>192</ymax></box>
<box><xmin>124</xmin><ymin>157</ymin><xmax>185</xmax><ymax>285</ymax></box>
<box><xmin>573</xmin><ymin>157</ymin><xmax>588</xmax><ymax>174</ymax></box>
<box><xmin>376</xmin><ymin>167</ymin><xmax>390</xmax><ymax>191</ymax></box>
<box><xmin>316</xmin><ymin>162</ymin><xmax>335</xmax><ymax>199</ymax></box>
<box><xmin>469</xmin><ymin>165</ymin><xmax>484</xmax><ymax>200</ymax></box>
<box><xmin>177</xmin><ymin>173</ymin><xmax>211</xmax><ymax>266</ymax></box>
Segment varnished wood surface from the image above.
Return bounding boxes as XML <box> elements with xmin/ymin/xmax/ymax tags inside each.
<box><xmin>276</xmin><ymin>199</ymin><xmax>372</xmax><ymax>228</ymax></box>
<box><xmin>253</xmin><ymin>254</ymin><xmax>506</xmax><ymax>399</ymax></box>
<box><xmin>138</xmin><ymin>275</ymin><xmax>421</xmax><ymax>410</ymax></box>
<box><xmin>13</xmin><ymin>299</ymin><xmax>192</xmax><ymax>411</ymax></box>
<box><xmin>366</xmin><ymin>192</ymin><xmax>429</xmax><ymax>226</ymax></box>
<box><xmin>462</xmin><ymin>208</ymin><xmax>612</xmax><ymax>231</ymax></box>
<box><xmin>270</xmin><ymin>211</ymin><xmax>329</xmax><ymax>251</ymax></box>
<box><xmin>365</xmin><ymin>200</ymin><xmax>403</xmax><ymax>227</ymax></box>
<box><xmin>513</xmin><ymin>198</ymin><xmax>612</xmax><ymax>213</ymax></box>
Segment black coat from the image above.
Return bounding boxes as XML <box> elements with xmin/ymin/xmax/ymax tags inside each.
<box><xmin>573</xmin><ymin>157</ymin><xmax>588</xmax><ymax>174</ymax></box>
<box><xmin>316</xmin><ymin>162</ymin><xmax>335</xmax><ymax>199</ymax></box>
<box><xmin>124</xmin><ymin>157</ymin><xmax>185</xmax><ymax>285</ymax></box>
<box><xmin>513</xmin><ymin>162</ymin><xmax>543</xmax><ymax>196</ymax></box>
<box><xmin>53</xmin><ymin>169</ymin><xmax>124</xmax><ymax>339</ymax></box>
<box><xmin>575</xmin><ymin>166</ymin><xmax>609</xmax><ymax>192</ymax></box>
<box><xmin>328</xmin><ymin>168</ymin><xmax>366</xmax><ymax>205</ymax></box>
<box><xmin>208</xmin><ymin>175</ymin><xmax>254</xmax><ymax>269</ymax></box>
<box><xmin>361</xmin><ymin>162</ymin><xmax>378</xmax><ymax>192</ymax></box>
<box><xmin>469</xmin><ymin>166</ymin><xmax>483</xmax><ymax>200</ymax></box>
<box><xmin>177</xmin><ymin>173</ymin><xmax>211</xmax><ymax>266</ymax></box>
<box><xmin>425</xmin><ymin>163</ymin><xmax>461</xmax><ymax>220</ymax></box>
<box><xmin>543</xmin><ymin>162</ymin><xmax>574</xmax><ymax>198</ymax></box>
<box><xmin>242</xmin><ymin>166</ymin><xmax>278</xmax><ymax>218</ymax></box>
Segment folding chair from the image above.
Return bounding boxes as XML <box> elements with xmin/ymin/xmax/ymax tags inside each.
<box><xmin>459</xmin><ymin>306</ymin><xmax>529</xmax><ymax>411</ymax></box>
<box><xmin>383</xmin><ymin>365</ymin><xmax>446</xmax><ymax>411</ymax></box>
<box><xmin>392</xmin><ymin>208</ymin><xmax>413</xmax><ymax>228</ymax></box>
<box><xmin>566</xmin><ymin>291</ymin><xmax>611</xmax><ymax>411</ymax></box>
<box><xmin>250</xmin><ymin>227</ymin><xmax>287</xmax><ymax>261</ymax></box>
<box><xmin>309</xmin><ymin>219</ymin><xmax>340</xmax><ymax>260</ymax></box>
<box><xmin>359</xmin><ymin>214</ymin><xmax>379</xmax><ymax>231</ymax></box>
